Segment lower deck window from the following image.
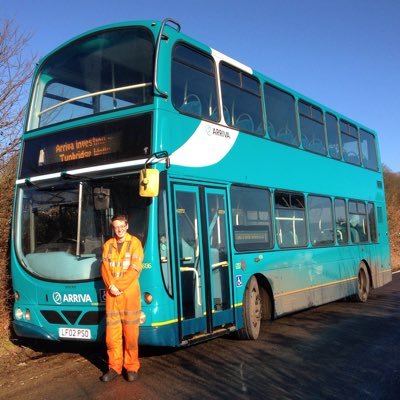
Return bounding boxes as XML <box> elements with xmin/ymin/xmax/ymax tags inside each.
<box><xmin>275</xmin><ymin>192</ymin><xmax>307</xmax><ymax>248</ymax></box>
<box><xmin>348</xmin><ymin>200</ymin><xmax>369</xmax><ymax>243</ymax></box>
<box><xmin>230</xmin><ymin>186</ymin><xmax>273</xmax><ymax>251</ymax></box>
<box><xmin>308</xmin><ymin>196</ymin><xmax>334</xmax><ymax>246</ymax></box>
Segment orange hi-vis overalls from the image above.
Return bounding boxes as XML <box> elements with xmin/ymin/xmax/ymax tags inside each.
<box><xmin>101</xmin><ymin>233</ymin><xmax>143</xmax><ymax>374</ymax></box>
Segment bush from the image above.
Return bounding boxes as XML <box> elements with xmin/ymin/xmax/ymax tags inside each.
<box><xmin>384</xmin><ymin>167</ymin><xmax>400</xmax><ymax>270</ymax></box>
<box><xmin>0</xmin><ymin>158</ymin><xmax>17</xmax><ymax>338</ymax></box>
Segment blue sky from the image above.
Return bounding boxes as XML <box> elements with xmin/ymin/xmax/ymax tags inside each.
<box><xmin>3</xmin><ymin>0</ymin><xmax>400</xmax><ymax>172</ymax></box>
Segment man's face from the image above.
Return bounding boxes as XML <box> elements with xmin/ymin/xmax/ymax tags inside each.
<box><xmin>112</xmin><ymin>220</ymin><xmax>128</xmax><ymax>241</ymax></box>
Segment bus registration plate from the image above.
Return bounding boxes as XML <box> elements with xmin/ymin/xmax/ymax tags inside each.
<box><xmin>59</xmin><ymin>327</ymin><xmax>91</xmax><ymax>340</ymax></box>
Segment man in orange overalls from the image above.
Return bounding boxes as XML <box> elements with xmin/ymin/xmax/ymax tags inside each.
<box><xmin>100</xmin><ymin>214</ymin><xmax>143</xmax><ymax>382</ymax></box>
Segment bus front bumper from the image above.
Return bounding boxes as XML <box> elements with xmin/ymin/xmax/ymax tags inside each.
<box><xmin>13</xmin><ymin>320</ymin><xmax>59</xmax><ymax>341</ymax></box>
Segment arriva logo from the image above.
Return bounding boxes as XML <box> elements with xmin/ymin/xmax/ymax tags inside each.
<box><xmin>52</xmin><ymin>292</ymin><xmax>93</xmax><ymax>305</ymax></box>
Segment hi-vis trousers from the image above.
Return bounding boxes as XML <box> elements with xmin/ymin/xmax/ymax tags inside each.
<box><xmin>106</xmin><ymin>292</ymin><xmax>141</xmax><ymax>374</ymax></box>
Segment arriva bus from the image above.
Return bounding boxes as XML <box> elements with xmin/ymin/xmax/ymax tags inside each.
<box><xmin>12</xmin><ymin>19</ymin><xmax>392</xmax><ymax>346</ymax></box>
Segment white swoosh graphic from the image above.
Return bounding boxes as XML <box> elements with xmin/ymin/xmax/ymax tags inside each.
<box><xmin>169</xmin><ymin>122</ymin><xmax>239</xmax><ymax>167</ymax></box>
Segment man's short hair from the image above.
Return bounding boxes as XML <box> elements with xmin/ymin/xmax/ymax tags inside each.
<box><xmin>111</xmin><ymin>214</ymin><xmax>128</xmax><ymax>225</ymax></box>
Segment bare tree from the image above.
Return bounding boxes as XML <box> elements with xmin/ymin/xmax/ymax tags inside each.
<box><xmin>0</xmin><ymin>18</ymin><xmax>37</xmax><ymax>172</ymax></box>
<box><xmin>0</xmin><ymin>18</ymin><xmax>36</xmax><ymax>338</ymax></box>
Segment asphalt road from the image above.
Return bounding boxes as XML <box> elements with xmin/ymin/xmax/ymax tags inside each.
<box><xmin>1</xmin><ymin>273</ymin><xmax>399</xmax><ymax>400</ymax></box>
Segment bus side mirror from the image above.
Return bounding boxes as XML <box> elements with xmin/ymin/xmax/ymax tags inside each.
<box><xmin>139</xmin><ymin>169</ymin><xmax>160</xmax><ymax>197</ymax></box>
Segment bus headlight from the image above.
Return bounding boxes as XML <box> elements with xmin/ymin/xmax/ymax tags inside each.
<box><xmin>139</xmin><ymin>311</ymin><xmax>146</xmax><ymax>324</ymax></box>
<box><xmin>25</xmin><ymin>309</ymin><xmax>31</xmax><ymax>321</ymax></box>
<box><xmin>144</xmin><ymin>292</ymin><xmax>153</xmax><ymax>304</ymax></box>
<box><xmin>15</xmin><ymin>308</ymin><xmax>23</xmax><ymax>320</ymax></box>
<box><xmin>14</xmin><ymin>291</ymin><xmax>20</xmax><ymax>301</ymax></box>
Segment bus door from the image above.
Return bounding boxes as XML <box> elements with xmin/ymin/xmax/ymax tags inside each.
<box><xmin>172</xmin><ymin>184</ymin><xmax>234</xmax><ymax>341</ymax></box>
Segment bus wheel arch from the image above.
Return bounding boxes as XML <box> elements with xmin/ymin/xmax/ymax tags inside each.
<box><xmin>254</xmin><ymin>273</ymin><xmax>274</xmax><ymax>322</ymax></box>
<box><xmin>352</xmin><ymin>261</ymin><xmax>371</xmax><ymax>303</ymax></box>
<box><xmin>237</xmin><ymin>274</ymin><xmax>273</xmax><ymax>340</ymax></box>
<box><xmin>361</xmin><ymin>258</ymin><xmax>374</xmax><ymax>289</ymax></box>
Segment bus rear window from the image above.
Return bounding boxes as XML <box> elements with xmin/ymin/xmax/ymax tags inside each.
<box><xmin>360</xmin><ymin>129</ymin><xmax>378</xmax><ymax>171</ymax></box>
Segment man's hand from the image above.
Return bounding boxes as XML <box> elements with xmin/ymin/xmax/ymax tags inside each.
<box><xmin>109</xmin><ymin>284</ymin><xmax>123</xmax><ymax>296</ymax></box>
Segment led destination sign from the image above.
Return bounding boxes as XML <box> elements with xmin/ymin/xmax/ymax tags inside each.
<box><xmin>40</xmin><ymin>134</ymin><xmax>120</xmax><ymax>165</ymax></box>
<box><xmin>20</xmin><ymin>114</ymin><xmax>151</xmax><ymax>178</ymax></box>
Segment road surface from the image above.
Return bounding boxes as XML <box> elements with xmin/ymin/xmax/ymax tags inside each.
<box><xmin>1</xmin><ymin>273</ymin><xmax>399</xmax><ymax>399</ymax></box>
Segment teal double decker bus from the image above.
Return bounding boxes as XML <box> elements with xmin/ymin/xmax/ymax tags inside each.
<box><xmin>12</xmin><ymin>19</ymin><xmax>391</xmax><ymax>346</ymax></box>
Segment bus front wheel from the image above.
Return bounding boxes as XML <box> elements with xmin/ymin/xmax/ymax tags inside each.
<box><xmin>237</xmin><ymin>276</ymin><xmax>262</xmax><ymax>340</ymax></box>
<box><xmin>352</xmin><ymin>263</ymin><xmax>370</xmax><ymax>303</ymax></box>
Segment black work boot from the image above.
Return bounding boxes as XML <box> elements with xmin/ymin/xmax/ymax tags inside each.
<box><xmin>126</xmin><ymin>371</ymin><xmax>139</xmax><ymax>382</ymax></box>
<box><xmin>100</xmin><ymin>368</ymin><xmax>120</xmax><ymax>382</ymax></box>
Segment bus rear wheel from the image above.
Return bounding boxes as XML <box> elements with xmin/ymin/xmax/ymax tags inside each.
<box><xmin>237</xmin><ymin>276</ymin><xmax>262</xmax><ymax>340</ymax></box>
<box><xmin>352</xmin><ymin>263</ymin><xmax>370</xmax><ymax>302</ymax></box>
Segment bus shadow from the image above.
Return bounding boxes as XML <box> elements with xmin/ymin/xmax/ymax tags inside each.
<box><xmin>8</xmin><ymin>332</ymin><xmax>181</xmax><ymax>375</ymax></box>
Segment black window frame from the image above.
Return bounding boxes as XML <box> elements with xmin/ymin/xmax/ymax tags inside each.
<box><xmin>334</xmin><ymin>198</ymin><xmax>349</xmax><ymax>245</ymax></box>
<box><xmin>340</xmin><ymin>119</ymin><xmax>361</xmax><ymax>166</ymax></box>
<box><xmin>348</xmin><ymin>199</ymin><xmax>369</xmax><ymax>243</ymax></box>
<box><xmin>307</xmin><ymin>195</ymin><xmax>335</xmax><ymax>246</ymax></box>
<box><xmin>264</xmin><ymin>83</ymin><xmax>299</xmax><ymax>147</ymax></box>
<box><xmin>367</xmin><ymin>202</ymin><xmax>378</xmax><ymax>243</ymax></box>
<box><xmin>220</xmin><ymin>63</ymin><xmax>264</xmax><ymax>136</ymax></box>
<box><xmin>360</xmin><ymin>129</ymin><xmax>379</xmax><ymax>171</ymax></box>
<box><xmin>230</xmin><ymin>185</ymin><xmax>274</xmax><ymax>252</ymax></box>
<box><xmin>274</xmin><ymin>191</ymin><xmax>308</xmax><ymax>248</ymax></box>
<box><xmin>171</xmin><ymin>42</ymin><xmax>220</xmax><ymax>122</ymax></box>
<box><xmin>325</xmin><ymin>112</ymin><xmax>342</xmax><ymax>160</ymax></box>
<box><xmin>298</xmin><ymin>100</ymin><xmax>327</xmax><ymax>155</ymax></box>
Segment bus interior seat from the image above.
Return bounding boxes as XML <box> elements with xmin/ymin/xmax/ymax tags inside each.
<box><xmin>209</xmin><ymin>107</ymin><xmax>219</xmax><ymax>121</ymax></box>
<box><xmin>180</xmin><ymin>93</ymin><xmax>202</xmax><ymax>116</ymax></box>
<box><xmin>235</xmin><ymin>113</ymin><xmax>254</xmax><ymax>132</ymax></box>
<box><xmin>276</xmin><ymin>127</ymin><xmax>297</xmax><ymax>145</ymax></box>
<box><xmin>307</xmin><ymin>141</ymin><xmax>325</xmax><ymax>154</ymax></box>
<box><xmin>223</xmin><ymin>105</ymin><xmax>232</xmax><ymax>125</ymax></box>
<box><xmin>328</xmin><ymin>144</ymin><xmax>340</xmax><ymax>159</ymax></box>
<box><xmin>350</xmin><ymin>227</ymin><xmax>360</xmax><ymax>243</ymax></box>
<box><xmin>267</xmin><ymin>121</ymin><xmax>276</xmax><ymax>138</ymax></box>
<box><xmin>344</xmin><ymin>151</ymin><xmax>360</xmax><ymax>165</ymax></box>
<box><xmin>280</xmin><ymin>229</ymin><xmax>297</xmax><ymax>247</ymax></box>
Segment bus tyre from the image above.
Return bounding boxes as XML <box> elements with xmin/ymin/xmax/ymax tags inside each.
<box><xmin>352</xmin><ymin>263</ymin><xmax>370</xmax><ymax>303</ymax></box>
<box><xmin>237</xmin><ymin>276</ymin><xmax>262</xmax><ymax>340</ymax></box>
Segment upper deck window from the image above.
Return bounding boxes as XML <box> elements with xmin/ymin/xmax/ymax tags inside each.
<box><xmin>340</xmin><ymin>120</ymin><xmax>361</xmax><ymax>165</ymax></box>
<box><xmin>27</xmin><ymin>27</ymin><xmax>154</xmax><ymax>130</ymax></box>
<box><xmin>220</xmin><ymin>64</ymin><xmax>264</xmax><ymax>135</ymax></box>
<box><xmin>325</xmin><ymin>113</ymin><xmax>341</xmax><ymax>159</ymax></box>
<box><xmin>172</xmin><ymin>44</ymin><xmax>219</xmax><ymax>121</ymax></box>
<box><xmin>298</xmin><ymin>101</ymin><xmax>326</xmax><ymax>155</ymax></box>
<box><xmin>360</xmin><ymin>129</ymin><xmax>378</xmax><ymax>171</ymax></box>
<box><xmin>264</xmin><ymin>83</ymin><xmax>299</xmax><ymax>146</ymax></box>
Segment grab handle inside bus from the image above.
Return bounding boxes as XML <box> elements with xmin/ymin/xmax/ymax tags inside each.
<box><xmin>140</xmin><ymin>151</ymin><xmax>170</xmax><ymax>197</ymax></box>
